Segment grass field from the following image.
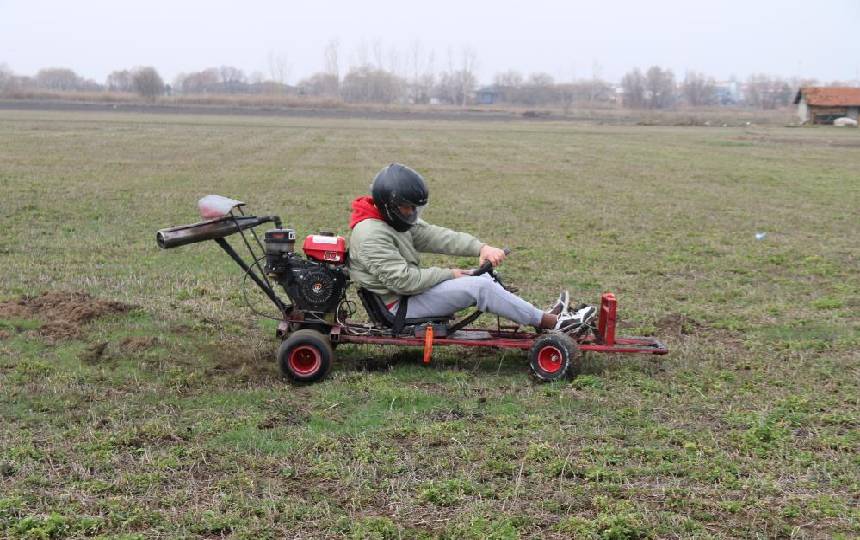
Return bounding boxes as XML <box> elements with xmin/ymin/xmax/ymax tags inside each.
<box><xmin>0</xmin><ymin>110</ymin><xmax>857</xmax><ymax>539</ymax></box>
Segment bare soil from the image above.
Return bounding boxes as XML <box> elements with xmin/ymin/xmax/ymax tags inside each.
<box><xmin>0</xmin><ymin>290</ymin><xmax>134</xmax><ymax>340</ymax></box>
<box><xmin>654</xmin><ymin>312</ymin><xmax>703</xmax><ymax>337</ymax></box>
<box><xmin>118</xmin><ymin>335</ymin><xmax>159</xmax><ymax>352</ymax></box>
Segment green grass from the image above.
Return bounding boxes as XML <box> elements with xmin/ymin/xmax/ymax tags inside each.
<box><xmin>0</xmin><ymin>110</ymin><xmax>858</xmax><ymax>538</ymax></box>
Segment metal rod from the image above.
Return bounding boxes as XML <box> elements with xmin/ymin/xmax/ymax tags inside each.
<box><xmin>230</xmin><ymin>212</ymin><xmax>276</xmax><ymax>294</ymax></box>
<box><xmin>214</xmin><ymin>237</ymin><xmax>288</xmax><ymax>315</ymax></box>
<box><xmin>339</xmin><ymin>333</ymin><xmax>667</xmax><ymax>354</ymax></box>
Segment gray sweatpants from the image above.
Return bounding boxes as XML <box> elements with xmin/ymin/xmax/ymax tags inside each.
<box><xmin>389</xmin><ymin>274</ymin><xmax>544</xmax><ymax>327</ymax></box>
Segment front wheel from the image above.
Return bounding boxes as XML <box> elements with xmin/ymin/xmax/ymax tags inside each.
<box><xmin>528</xmin><ymin>333</ymin><xmax>580</xmax><ymax>382</ymax></box>
<box><xmin>278</xmin><ymin>329</ymin><xmax>333</xmax><ymax>383</ymax></box>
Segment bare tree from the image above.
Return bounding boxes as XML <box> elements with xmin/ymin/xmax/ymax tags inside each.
<box><xmin>341</xmin><ymin>66</ymin><xmax>404</xmax><ymax>103</ymax></box>
<box><xmin>409</xmin><ymin>40</ymin><xmax>423</xmax><ymax>103</ymax></box>
<box><xmin>218</xmin><ymin>66</ymin><xmax>246</xmax><ymax>93</ymax></box>
<box><xmin>682</xmin><ymin>71</ymin><xmax>716</xmax><ymax>106</ymax></box>
<box><xmin>106</xmin><ymin>70</ymin><xmax>133</xmax><ymax>92</ymax></box>
<box><xmin>372</xmin><ymin>39</ymin><xmax>384</xmax><ymax>69</ymax></box>
<box><xmin>645</xmin><ymin>66</ymin><xmax>675</xmax><ymax>109</ymax></box>
<box><xmin>352</xmin><ymin>39</ymin><xmax>370</xmax><ymax>70</ymax></box>
<box><xmin>407</xmin><ymin>41</ymin><xmax>435</xmax><ymax>104</ymax></box>
<box><xmin>248</xmin><ymin>71</ymin><xmax>266</xmax><ymax>85</ymax></box>
<box><xmin>131</xmin><ymin>66</ymin><xmax>164</xmax><ymax>99</ymax></box>
<box><xmin>621</xmin><ymin>68</ymin><xmax>646</xmax><ymax>108</ymax></box>
<box><xmin>35</xmin><ymin>68</ymin><xmax>82</xmax><ymax>91</ymax></box>
<box><xmin>324</xmin><ymin>39</ymin><xmax>340</xmax><ymax>81</ymax></box>
<box><xmin>267</xmin><ymin>51</ymin><xmax>291</xmax><ymax>89</ymax></box>
<box><xmin>298</xmin><ymin>72</ymin><xmax>339</xmax><ymax>97</ymax></box>
<box><xmin>459</xmin><ymin>46</ymin><xmax>478</xmax><ymax>107</ymax></box>
<box><xmin>174</xmin><ymin>68</ymin><xmax>219</xmax><ymax>94</ymax></box>
<box><xmin>436</xmin><ymin>46</ymin><xmax>478</xmax><ymax>106</ymax></box>
<box><xmin>434</xmin><ymin>70</ymin><xmax>476</xmax><ymax>106</ymax></box>
<box><xmin>386</xmin><ymin>45</ymin><xmax>404</xmax><ymax>78</ymax></box>
<box><xmin>587</xmin><ymin>60</ymin><xmax>608</xmax><ymax>102</ymax></box>
<box><xmin>524</xmin><ymin>72</ymin><xmax>557</xmax><ymax>105</ymax></box>
<box><xmin>494</xmin><ymin>70</ymin><xmax>524</xmax><ymax>88</ymax></box>
<box><xmin>745</xmin><ymin>74</ymin><xmax>793</xmax><ymax>109</ymax></box>
<box><xmin>0</xmin><ymin>63</ymin><xmax>14</xmax><ymax>93</ymax></box>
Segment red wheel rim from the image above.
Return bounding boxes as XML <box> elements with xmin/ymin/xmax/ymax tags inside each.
<box><xmin>537</xmin><ymin>345</ymin><xmax>564</xmax><ymax>373</ymax></box>
<box><xmin>288</xmin><ymin>345</ymin><xmax>322</xmax><ymax>376</ymax></box>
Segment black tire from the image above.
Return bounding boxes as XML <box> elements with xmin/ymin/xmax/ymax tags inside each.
<box><xmin>288</xmin><ymin>321</ymin><xmax>338</xmax><ymax>348</ymax></box>
<box><xmin>528</xmin><ymin>332</ymin><xmax>580</xmax><ymax>382</ymax></box>
<box><xmin>278</xmin><ymin>329</ymin><xmax>334</xmax><ymax>383</ymax></box>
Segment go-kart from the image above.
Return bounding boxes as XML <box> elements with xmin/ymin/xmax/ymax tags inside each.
<box><xmin>157</xmin><ymin>195</ymin><xmax>667</xmax><ymax>383</ymax></box>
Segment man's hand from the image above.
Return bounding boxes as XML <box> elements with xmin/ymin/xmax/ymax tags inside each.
<box><xmin>479</xmin><ymin>245</ymin><xmax>507</xmax><ymax>267</ymax></box>
<box><xmin>452</xmin><ymin>268</ymin><xmax>472</xmax><ymax>279</ymax></box>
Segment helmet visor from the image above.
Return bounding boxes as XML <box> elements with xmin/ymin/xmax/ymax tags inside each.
<box><xmin>392</xmin><ymin>202</ymin><xmax>426</xmax><ymax>225</ymax></box>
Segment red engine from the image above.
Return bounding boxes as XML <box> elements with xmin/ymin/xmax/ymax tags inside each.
<box><xmin>302</xmin><ymin>233</ymin><xmax>347</xmax><ymax>264</ymax></box>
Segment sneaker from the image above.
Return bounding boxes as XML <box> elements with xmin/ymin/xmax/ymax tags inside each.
<box><xmin>553</xmin><ymin>310</ymin><xmax>580</xmax><ymax>332</ymax></box>
<box><xmin>571</xmin><ymin>304</ymin><xmax>597</xmax><ymax>326</ymax></box>
<box><xmin>548</xmin><ymin>290</ymin><xmax>569</xmax><ymax>316</ymax></box>
<box><xmin>553</xmin><ymin>304</ymin><xmax>597</xmax><ymax>334</ymax></box>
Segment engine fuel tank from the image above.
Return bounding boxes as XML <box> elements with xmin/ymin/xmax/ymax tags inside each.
<box><xmin>302</xmin><ymin>233</ymin><xmax>347</xmax><ymax>264</ymax></box>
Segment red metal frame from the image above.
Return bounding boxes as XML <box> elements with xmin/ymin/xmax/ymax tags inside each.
<box><xmin>334</xmin><ymin>293</ymin><xmax>667</xmax><ymax>356</ymax></box>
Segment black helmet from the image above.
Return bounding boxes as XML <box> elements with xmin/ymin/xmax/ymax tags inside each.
<box><xmin>371</xmin><ymin>163</ymin><xmax>429</xmax><ymax>232</ymax></box>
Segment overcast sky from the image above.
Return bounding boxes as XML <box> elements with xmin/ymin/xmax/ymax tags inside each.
<box><xmin>2</xmin><ymin>0</ymin><xmax>859</xmax><ymax>85</ymax></box>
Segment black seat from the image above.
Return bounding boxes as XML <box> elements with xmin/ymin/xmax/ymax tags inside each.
<box><xmin>356</xmin><ymin>288</ymin><xmax>452</xmax><ymax>329</ymax></box>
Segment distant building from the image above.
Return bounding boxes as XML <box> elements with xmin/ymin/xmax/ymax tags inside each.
<box><xmin>794</xmin><ymin>87</ymin><xmax>860</xmax><ymax>124</ymax></box>
<box><xmin>714</xmin><ymin>81</ymin><xmax>741</xmax><ymax>105</ymax></box>
<box><xmin>475</xmin><ymin>86</ymin><xmax>501</xmax><ymax>105</ymax></box>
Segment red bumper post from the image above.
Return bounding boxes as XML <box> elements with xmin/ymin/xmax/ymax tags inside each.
<box><xmin>597</xmin><ymin>292</ymin><xmax>617</xmax><ymax>346</ymax></box>
<box><xmin>578</xmin><ymin>292</ymin><xmax>668</xmax><ymax>355</ymax></box>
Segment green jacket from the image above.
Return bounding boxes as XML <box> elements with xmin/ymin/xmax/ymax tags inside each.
<box><xmin>349</xmin><ymin>218</ymin><xmax>483</xmax><ymax>304</ymax></box>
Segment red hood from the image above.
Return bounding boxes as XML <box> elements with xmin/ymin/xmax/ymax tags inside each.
<box><xmin>349</xmin><ymin>196</ymin><xmax>384</xmax><ymax>229</ymax></box>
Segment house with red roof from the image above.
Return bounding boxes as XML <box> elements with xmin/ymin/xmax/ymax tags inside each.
<box><xmin>794</xmin><ymin>87</ymin><xmax>860</xmax><ymax>124</ymax></box>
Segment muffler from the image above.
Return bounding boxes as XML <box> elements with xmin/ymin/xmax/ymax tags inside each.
<box><xmin>156</xmin><ymin>215</ymin><xmax>281</xmax><ymax>249</ymax></box>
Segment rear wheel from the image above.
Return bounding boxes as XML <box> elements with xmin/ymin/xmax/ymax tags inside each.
<box><xmin>528</xmin><ymin>333</ymin><xmax>580</xmax><ymax>382</ymax></box>
<box><xmin>278</xmin><ymin>329</ymin><xmax>333</xmax><ymax>383</ymax></box>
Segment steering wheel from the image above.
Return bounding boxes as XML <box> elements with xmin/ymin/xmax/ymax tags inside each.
<box><xmin>470</xmin><ymin>248</ymin><xmax>511</xmax><ymax>277</ymax></box>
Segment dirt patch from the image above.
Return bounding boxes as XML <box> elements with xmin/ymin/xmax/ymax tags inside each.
<box><xmin>427</xmin><ymin>406</ymin><xmax>485</xmax><ymax>423</ymax></box>
<box><xmin>0</xmin><ymin>291</ymin><xmax>135</xmax><ymax>341</ymax></box>
<box><xmin>654</xmin><ymin>312</ymin><xmax>748</xmax><ymax>355</ymax></box>
<box><xmin>79</xmin><ymin>341</ymin><xmax>109</xmax><ymax>364</ymax></box>
<box><xmin>654</xmin><ymin>313</ymin><xmax>703</xmax><ymax>337</ymax></box>
<box><xmin>203</xmin><ymin>340</ymin><xmax>276</xmax><ymax>381</ymax></box>
<box><xmin>429</xmin><ymin>408</ymin><xmax>467</xmax><ymax>422</ymax></box>
<box><xmin>119</xmin><ymin>336</ymin><xmax>159</xmax><ymax>352</ymax></box>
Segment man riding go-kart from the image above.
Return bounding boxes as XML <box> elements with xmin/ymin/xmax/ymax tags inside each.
<box><xmin>156</xmin><ymin>164</ymin><xmax>667</xmax><ymax>383</ymax></box>
<box><xmin>348</xmin><ymin>163</ymin><xmax>596</xmax><ymax>335</ymax></box>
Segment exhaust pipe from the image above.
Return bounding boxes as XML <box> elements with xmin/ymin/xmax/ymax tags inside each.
<box><xmin>157</xmin><ymin>215</ymin><xmax>281</xmax><ymax>249</ymax></box>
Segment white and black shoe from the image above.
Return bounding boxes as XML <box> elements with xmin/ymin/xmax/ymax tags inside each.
<box><xmin>553</xmin><ymin>309</ymin><xmax>580</xmax><ymax>333</ymax></box>
<box><xmin>570</xmin><ymin>304</ymin><xmax>597</xmax><ymax>326</ymax></box>
<box><xmin>553</xmin><ymin>304</ymin><xmax>597</xmax><ymax>334</ymax></box>
<box><xmin>547</xmin><ymin>290</ymin><xmax>570</xmax><ymax>317</ymax></box>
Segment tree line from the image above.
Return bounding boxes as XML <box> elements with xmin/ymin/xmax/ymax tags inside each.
<box><xmin>0</xmin><ymin>55</ymin><xmax>853</xmax><ymax>109</ymax></box>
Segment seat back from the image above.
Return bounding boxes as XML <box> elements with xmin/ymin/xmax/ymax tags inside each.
<box><xmin>356</xmin><ymin>288</ymin><xmax>396</xmax><ymax>327</ymax></box>
<box><xmin>356</xmin><ymin>288</ymin><xmax>453</xmax><ymax>329</ymax></box>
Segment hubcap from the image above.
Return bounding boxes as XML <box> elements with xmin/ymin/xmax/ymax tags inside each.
<box><xmin>289</xmin><ymin>345</ymin><xmax>321</xmax><ymax>375</ymax></box>
<box><xmin>537</xmin><ymin>345</ymin><xmax>564</xmax><ymax>373</ymax></box>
